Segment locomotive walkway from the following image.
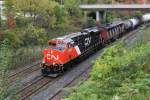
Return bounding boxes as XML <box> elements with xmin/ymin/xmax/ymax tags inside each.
<box><xmin>80</xmin><ymin>4</ymin><xmax>150</xmax><ymax>22</ymax></box>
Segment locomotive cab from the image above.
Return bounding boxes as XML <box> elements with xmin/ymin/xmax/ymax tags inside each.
<box><xmin>41</xmin><ymin>39</ymin><xmax>80</xmax><ymax>77</ymax></box>
<box><xmin>41</xmin><ymin>40</ymin><xmax>66</xmax><ymax>76</ymax></box>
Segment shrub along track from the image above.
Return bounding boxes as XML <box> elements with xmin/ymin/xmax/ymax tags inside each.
<box><xmin>30</xmin><ymin>25</ymin><xmax>148</xmax><ymax>100</ymax></box>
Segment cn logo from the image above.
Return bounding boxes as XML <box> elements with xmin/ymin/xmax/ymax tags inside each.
<box><xmin>47</xmin><ymin>54</ymin><xmax>59</xmax><ymax>60</ymax></box>
<box><xmin>84</xmin><ymin>37</ymin><xmax>91</xmax><ymax>46</ymax></box>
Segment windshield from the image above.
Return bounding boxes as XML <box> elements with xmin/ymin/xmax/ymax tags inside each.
<box><xmin>49</xmin><ymin>44</ymin><xmax>65</xmax><ymax>51</ymax></box>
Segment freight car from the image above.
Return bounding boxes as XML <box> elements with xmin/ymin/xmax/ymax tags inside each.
<box><xmin>142</xmin><ymin>13</ymin><xmax>150</xmax><ymax>23</ymax></box>
<box><xmin>41</xmin><ymin>14</ymin><xmax>150</xmax><ymax>77</ymax></box>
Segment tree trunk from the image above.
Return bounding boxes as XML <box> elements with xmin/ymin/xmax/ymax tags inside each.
<box><xmin>7</xmin><ymin>13</ymin><xmax>16</xmax><ymax>29</ymax></box>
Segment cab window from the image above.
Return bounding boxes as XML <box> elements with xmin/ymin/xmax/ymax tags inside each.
<box><xmin>49</xmin><ymin>44</ymin><xmax>65</xmax><ymax>51</ymax></box>
<box><xmin>67</xmin><ymin>43</ymin><xmax>74</xmax><ymax>48</ymax></box>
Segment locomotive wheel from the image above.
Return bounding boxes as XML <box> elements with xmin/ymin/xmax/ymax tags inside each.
<box><xmin>60</xmin><ymin>66</ymin><xmax>65</xmax><ymax>73</ymax></box>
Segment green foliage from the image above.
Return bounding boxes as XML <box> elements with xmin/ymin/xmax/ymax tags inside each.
<box><xmin>125</xmin><ymin>26</ymin><xmax>150</xmax><ymax>49</ymax></box>
<box><xmin>15</xmin><ymin>16</ymin><xmax>31</xmax><ymax>27</ymax></box>
<box><xmin>64</xmin><ymin>0</ymin><xmax>82</xmax><ymax>17</ymax></box>
<box><xmin>4</xmin><ymin>0</ymin><xmax>15</xmax><ymax>14</ymax></box>
<box><xmin>0</xmin><ymin>39</ymin><xmax>12</xmax><ymax>69</ymax></box>
<box><xmin>3</xmin><ymin>0</ymin><xmax>16</xmax><ymax>28</ymax></box>
<box><xmin>106</xmin><ymin>12</ymin><xmax>117</xmax><ymax>23</ymax></box>
<box><xmin>3</xmin><ymin>24</ymin><xmax>48</xmax><ymax>68</ymax></box>
<box><xmin>11</xmin><ymin>46</ymin><xmax>45</xmax><ymax>69</ymax></box>
<box><xmin>66</xmin><ymin>28</ymin><xmax>150</xmax><ymax>100</ymax></box>
<box><xmin>91</xmin><ymin>41</ymin><xmax>150</xmax><ymax>80</ymax></box>
<box><xmin>13</xmin><ymin>0</ymin><xmax>55</xmax><ymax>28</ymax></box>
<box><xmin>23</xmin><ymin>24</ymin><xmax>47</xmax><ymax>46</ymax></box>
<box><xmin>97</xmin><ymin>0</ymin><xmax>112</xmax><ymax>4</ymax></box>
<box><xmin>81</xmin><ymin>0</ymin><xmax>97</xmax><ymax>4</ymax></box>
<box><xmin>4</xmin><ymin>29</ymin><xmax>23</xmax><ymax>48</ymax></box>
<box><xmin>4</xmin><ymin>24</ymin><xmax>48</xmax><ymax>48</ymax></box>
<box><xmin>54</xmin><ymin>6</ymin><xmax>66</xmax><ymax>23</ymax></box>
<box><xmin>82</xmin><ymin>17</ymin><xmax>96</xmax><ymax>28</ymax></box>
<box><xmin>13</xmin><ymin>0</ymin><xmax>48</xmax><ymax>16</ymax></box>
<box><xmin>81</xmin><ymin>0</ymin><xmax>112</xmax><ymax>4</ymax></box>
<box><xmin>90</xmin><ymin>42</ymin><xmax>124</xmax><ymax>79</ymax></box>
<box><xmin>0</xmin><ymin>39</ymin><xmax>18</xmax><ymax>99</ymax></box>
<box><xmin>12</xmin><ymin>0</ymin><xmax>83</xmax><ymax>31</ymax></box>
<box><xmin>134</xmin><ymin>11</ymin><xmax>143</xmax><ymax>17</ymax></box>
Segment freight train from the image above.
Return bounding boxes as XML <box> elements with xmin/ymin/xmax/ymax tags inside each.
<box><xmin>41</xmin><ymin>13</ymin><xmax>150</xmax><ymax>77</ymax></box>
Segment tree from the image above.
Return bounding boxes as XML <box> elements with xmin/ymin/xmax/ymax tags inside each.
<box><xmin>64</xmin><ymin>0</ymin><xmax>82</xmax><ymax>17</ymax></box>
<box><xmin>13</xmin><ymin>0</ymin><xmax>43</xmax><ymax>20</ymax></box>
<box><xmin>81</xmin><ymin>0</ymin><xmax>112</xmax><ymax>4</ymax></box>
<box><xmin>37</xmin><ymin>0</ymin><xmax>59</xmax><ymax>29</ymax></box>
<box><xmin>13</xmin><ymin>0</ymin><xmax>60</xmax><ymax>29</ymax></box>
<box><xmin>81</xmin><ymin>0</ymin><xmax>97</xmax><ymax>4</ymax></box>
<box><xmin>4</xmin><ymin>0</ymin><xmax>16</xmax><ymax>28</ymax></box>
<box><xmin>23</xmin><ymin>24</ymin><xmax>47</xmax><ymax>46</ymax></box>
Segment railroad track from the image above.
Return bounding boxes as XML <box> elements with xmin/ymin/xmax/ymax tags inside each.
<box><xmin>50</xmin><ymin>64</ymin><xmax>92</xmax><ymax>100</ymax></box>
<box><xmin>16</xmin><ymin>63</ymin><xmax>90</xmax><ymax>100</ymax></box>
<box><xmin>10</xmin><ymin>62</ymin><xmax>41</xmax><ymax>83</ymax></box>
<box><xmin>51</xmin><ymin>68</ymin><xmax>91</xmax><ymax>100</ymax></box>
<box><xmin>19</xmin><ymin>77</ymin><xmax>52</xmax><ymax>100</ymax></box>
<box><xmin>16</xmin><ymin>74</ymin><xmax>63</xmax><ymax>100</ymax></box>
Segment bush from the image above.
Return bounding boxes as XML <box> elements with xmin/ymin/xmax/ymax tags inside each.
<box><xmin>23</xmin><ymin>24</ymin><xmax>48</xmax><ymax>46</ymax></box>
<box><xmin>4</xmin><ymin>24</ymin><xmax>48</xmax><ymax>48</ymax></box>
<box><xmin>11</xmin><ymin>46</ymin><xmax>46</xmax><ymax>69</ymax></box>
<box><xmin>82</xmin><ymin>17</ymin><xmax>96</xmax><ymax>28</ymax></box>
<box><xmin>15</xmin><ymin>16</ymin><xmax>31</xmax><ymax>28</ymax></box>
<box><xmin>0</xmin><ymin>39</ymin><xmax>19</xmax><ymax>99</ymax></box>
<box><xmin>4</xmin><ymin>29</ymin><xmax>23</xmax><ymax>48</ymax></box>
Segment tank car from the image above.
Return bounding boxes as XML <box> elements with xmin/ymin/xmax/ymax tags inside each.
<box><xmin>142</xmin><ymin>13</ymin><xmax>150</xmax><ymax>23</ymax></box>
<box><xmin>123</xmin><ymin>20</ymin><xmax>133</xmax><ymax>30</ymax></box>
<box><xmin>128</xmin><ymin>18</ymin><xmax>140</xmax><ymax>28</ymax></box>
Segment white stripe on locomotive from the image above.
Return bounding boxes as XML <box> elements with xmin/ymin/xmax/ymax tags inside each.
<box><xmin>75</xmin><ymin>46</ymin><xmax>81</xmax><ymax>55</ymax></box>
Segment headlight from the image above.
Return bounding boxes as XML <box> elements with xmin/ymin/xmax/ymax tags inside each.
<box><xmin>42</xmin><ymin>60</ymin><xmax>45</xmax><ymax>63</ymax></box>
